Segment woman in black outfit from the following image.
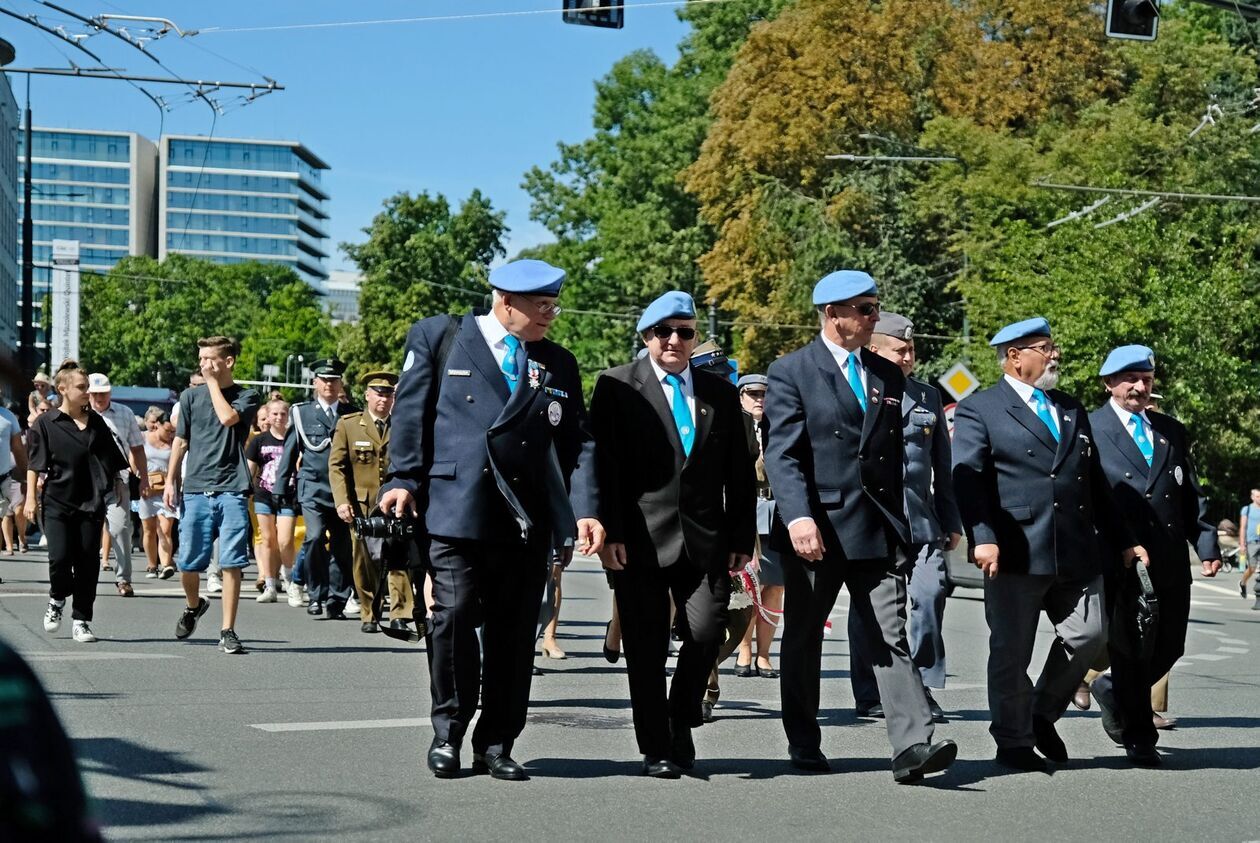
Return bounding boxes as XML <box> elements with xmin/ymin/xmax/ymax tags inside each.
<box><xmin>25</xmin><ymin>361</ymin><xmax>128</xmax><ymax>643</ymax></box>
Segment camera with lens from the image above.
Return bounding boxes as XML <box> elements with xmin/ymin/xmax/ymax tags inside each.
<box><xmin>352</xmin><ymin>514</ymin><xmax>417</xmax><ymax>540</ymax></box>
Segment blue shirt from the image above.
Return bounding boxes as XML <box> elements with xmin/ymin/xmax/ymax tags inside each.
<box><xmin>1241</xmin><ymin>503</ymin><xmax>1260</xmax><ymax>544</ymax></box>
<box><xmin>0</xmin><ymin>406</ymin><xmax>18</xmax><ymax>475</ymax></box>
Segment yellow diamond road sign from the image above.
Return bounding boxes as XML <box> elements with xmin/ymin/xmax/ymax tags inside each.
<box><xmin>939</xmin><ymin>362</ymin><xmax>980</xmax><ymax>401</ymax></box>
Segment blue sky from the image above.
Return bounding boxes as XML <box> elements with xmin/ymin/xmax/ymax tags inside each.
<box><xmin>5</xmin><ymin>0</ymin><xmax>690</xmax><ymax>269</ymax></box>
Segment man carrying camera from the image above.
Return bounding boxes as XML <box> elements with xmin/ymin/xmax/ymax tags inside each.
<box><xmin>330</xmin><ymin>370</ymin><xmax>415</xmax><ymax>635</ymax></box>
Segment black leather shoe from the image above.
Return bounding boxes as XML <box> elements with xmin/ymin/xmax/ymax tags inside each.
<box><xmin>360</xmin><ymin>621</ymin><xmax>380</xmax><ymax>634</ymax></box>
<box><xmin>642</xmin><ymin>757</ymin><xmax>682</xmax><ymax>778</ymax></box>
<box><xmin>893</xmin><ymin>739</ymin><xmax>958</xmax><ymax>783</ymax></box>
<box><xmin>427</xmin><ymin>738</ymin><xmax>460</xmax><ymax>778</ymax></box>
<box><xmin>670</xmin><ymin>724</ymin><xmax>696</xmax><ymax>771</ymax></box>
<box><xmin>855</xmin><ymin>703</ymin><xmax>885</xmax><ymax>719</ymax></box>
<box><xmin>325</xmin><ymin>603</ymin><xmax>347</xmax><ymax>620</ymax></box>
<box><xmin>306</xmin><ymin>601</ymin><xmax>324</xmax><ymax>616</ymax></box>
<box><xmin>473</xmin><ymin>752</ymin><xmax>528</xmax><ymax>781</ymax></box>
<box><xmin>603</xmin><ymin>621</ymin><xmax>621</xmax><ymax>664</ymax></box>
<box><xmin>755</xmin><ymin>663</ymin><xmax>780</xmax><ymax>679</ymax></box>
<box><xmin>1033</xmin><ymin>716</ymin><xmax>1068</xmax><ymax>763</ymax></box>
<box><xmin>924</xmin><ymin>690</ymin><xmax>946</xmax><ymax>723</ymax></box>
<box><xmin>389</xmin><ymin>619</ymin><xmax>410</xmax><ymax>631</ymax></box>
<box><xmin>1090</xmin><ymin>677</ymin><xmax>1125</xmax><ymax>744</ymax></box>
<box><xmin>788</xmin><ymin>746</ymin><xmax>831</xmax><ymax>772</ymax></box>
<box><xmin>701</xmin><ymin>701</ymin><xmax>715</xmax><ymax>724</ymax></box>
<box><xmin>995</xmin><ymin>746</ymin><xmax>1048</xmax><ymax>772</ymax></box>
<box><xmin>734</xmin><ymin>663</ymin><xmax>755</xmax><ymax>678</ymax></box>
<box><xmin>1125</xmin><ymin>743</ymin><xmax>1162</xmax><ymax>767</ymax></box>
<box><xmin>532</xmin><ymin>666</ymin><xmax>543</xmax><ymax>676</ymax></box>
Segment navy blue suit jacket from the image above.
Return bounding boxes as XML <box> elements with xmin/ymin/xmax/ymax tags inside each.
<box><xmin>1089</xmin><ymin>404</ymin><xmax>1218</xmax><ymax>587</ymax></box>
<box><xmin>763</xmin><ymin>337</ymin><xmax>909</xmax><ymax>562</ymax></box>
<box><xmin>382</xmin><ymin>311</ymin><xmax>597</xmax><ymax>547</ymax></box>
<box><xmin>951</xmin><ymin>378</ymin><xmax>1131</xmax><ymax>578</ymax></box>
<box><xmin>275</xmin><ymin>399</ymin><xmax>360</xmax><ymax>509</ymax></box>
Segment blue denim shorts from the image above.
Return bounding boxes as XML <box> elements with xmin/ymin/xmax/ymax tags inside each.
<box><xmin>254</xmin><ymin>497</ymin><xmax>296</xmax><ymax>518</ymax></box>
<box><xmin>177</xmin><ymin>492</ymin><xmax>252</xmax><ymax>572</ymax></box>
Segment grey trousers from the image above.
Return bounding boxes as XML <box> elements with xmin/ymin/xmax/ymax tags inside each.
<box><xmin>984</xmin><ymin>572</ymin><xmax>1107</xmax><ymax>749</ymax></box>
<box><xmin>781</xmin><ymin>550</ymin><xmax>934</xmax><ymax>757</ymax></box>
<box><xmin>849</xmin><ymin>541</ymin><xmax>948</xmax><ymax>704</ymax></box>
<box><xmin>104</xmin><ymin>478</ymin><xmax>132</xmax><ymax>583</ymax></box>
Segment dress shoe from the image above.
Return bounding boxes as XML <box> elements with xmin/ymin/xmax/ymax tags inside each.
<box><xmin>427</xmin><ymin>738</ymin><xmax>460</xmax><ymax>778</ymax></box>
<box><xmin>473</xmin><ymin>752</ymin><xmax>529</xmax><ymax>781</ymax></box>
<box><xmin>1032</xmin><ymin>716</ymin><xmax>1068</xmax><ymax>763</ymax></box>
<box><xmin>701</xmin><ymin>701</ymin><xmax>715</xmax><ymax>724</ymax></box>
<box><xmin>1124</xmin><ymin>743</ymin><xmax>1162</xmax><ymax>767</ymax></box>
<box><xmin>788</xmin><ymin>746</ymin><xmax>831</xmax><ymax>773</ymax></box>
<box><xmin>389</xmin><ymin>619</ymin><xmax>411</xmax><ymax>631</ymax></box>
<box><xmin>306</xmin><ymin>601</ymin><xmax>324</xmax><ymax>616</ymax></box>
<box><xmin>924</xmin><ymin>689</ymin><xmax>946</xmax><ymax>723</ymax></box>
<box><xmin>1072</xmin><ymin>682</ymin><xmax>1092</xmax><ymax>711</ymax></box>
<box><xmin>670</xmin><ymin>724</ymin><xmax>696</xmax><ymax>771</ymax></box>
<box><xmin>532</xmin><ymin>666</ymin><xmax>544</xmax><ymax>676</ymax></box>
<box><xmin>325</xmin><ymin>603</ymin><xmax>347</xmax><ymax>620</ymax></box>
<box><xmin>1152</xmin><ymin>713</ymin><xmax>1177</xmax><ymax>730</ymax></box>
<box><xmin>642</xmin><ymin>757</ymin><xmax>682</xmax><ymax>779</ymax></box>
<box><xmin>855</xmin><ymin>703</ymin><xmax>885</xmax><ymax>719</ymax></box>
<box><xmin>755</xmin><ymin>661</ymin><xmax>780</xmax><ymax>679</ymax></box>
<box><xmin>734</xmin><ymin>662</ymin><xmax>755</xmax><ymax>678</ymax></box>
<box><xmin>360</xmin><ymin>621</ymin><xmax>380</xmax><ymax>634</ymax></box>
<box><xmin>995</xmin><ymin>746</ymin><xmax>1048</xmax><ymax>772</ymax></box>
<box><xmin>1090</xmin><ymin>676</ymin><xmax>1125</xmax><ymax>744</ymax></box>
<box><xmin>603</xmin><ymin>621</ymin><xmax>621</xmax><ymax>664</ymax></box>
<box><xmin>893</xmin><ymin>739</ymin><xmax>958</xmax><ymax>783</ymax></box>
<box><xmin>541</xmin><ymin>640</ymin><xmax>567</xmax><ymax>659</ymax></box>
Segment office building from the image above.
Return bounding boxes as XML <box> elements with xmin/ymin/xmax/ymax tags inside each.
<box><xmin>0</xmin><ymin>73</ymin><xmax>17</xmax><ymax>356</ymax></box>
<box><xmin>158</xmin><ymin>135</ymin><xmax>330</xmax><ymax>286</ymax></box>
<box><xmin>320</xmin><ymin>269</ymin><xmax>361</xmax><ymax>324</ymax></box>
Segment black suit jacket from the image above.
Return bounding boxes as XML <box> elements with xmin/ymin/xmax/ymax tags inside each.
<box><xmin>951</xmin><ymin>378</ymin><xmax>1132</xmax><ymax>578</ymax></box>
<box><xmin>275</xmin><ymin>398</ymin><xmax>361</xmax><ymax>509</ymax></box>
<box><xmin>382</xmin><ymin>311</ymin><xmax>598</xmax><ymax>547</ymax></box>
<box><xmin>763</xmin><ymin>337</ymin><xmax>909</xmax><ymax>562</ymax></box>
<box><xmin>1089</xmin><ymin>404</ymin><xmax>1218</xmax><ymax>587</ymax></box>
<box><xmin>590</xmin><ymin>357</ymin><xmax>756</xmax><ymax>571</ymax></box>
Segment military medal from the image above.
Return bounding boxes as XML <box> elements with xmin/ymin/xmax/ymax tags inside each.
<box><xmin>548</xmin><ymin>401</ymin><xmax>563</xmax><ymax>426</ymax></box>
<box><xmin>527</xmin><ymin>359</ymin><xmax>542</xmax><ymax>390</ymax></box>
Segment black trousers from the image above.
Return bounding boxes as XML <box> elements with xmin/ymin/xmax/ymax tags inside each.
<box><xmin>1107</xmin><ymin>567</ymin><xmax>1191</xmax><ymax>746</ymax></box>
<box><xmin>613</xmin><ymin>558</ymin><xmax>729</xmax><ymax>759</ymax></box>
<box><xmin>426</xmin><ymin>535</ymin><xmax>549</xmax><ymax>756</ymax></box>
<box><xmin>300</xmin><ymin>501</ymin><xmax>353</xmax><ymax>607</ymax></box>
<box><xmin>45</xmin><ymin>505</ymin><xmax>105</xmax><ymax>622</ymax></box>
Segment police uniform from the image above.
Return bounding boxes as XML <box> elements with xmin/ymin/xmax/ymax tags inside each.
<box><xmin>848</xmin><ymin>312</ymin><xmax>961</xmax><ymax>717</ymax></box>
<box><xmin>1088</xmin><ymin>346</ymin><xmax>1219</xmax><ymax>764</ymax></box>
<box><xmin>383</xmin><ymin>259</ymin><xmax>598</xmax><ymax>780</ymax></box>
<box><xmin>329</xmin><ymin>371</ymin><xmax>414</xmax><ymax>633</ymax></box>
<box><xmin>275</xmin><ymin>359</ymin><xmax>361</xmax><ymax>617</ymax></box>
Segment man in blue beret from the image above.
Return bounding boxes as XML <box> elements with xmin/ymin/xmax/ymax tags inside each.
<box><xmin>591</xmin><ymin>291</ymin><xmax>755</xmax><ymax>777</ymax></box>
<box><xmin>952</xmin><ymin>319</ymin><xmax>1147</xmax><ymax>772</ymax></box>
<box><xmin>379</xmin><ymin>258</ymin><xmax>605</xmax><ymax>781</ymax></box>
<box><xmin>1087</xmin><ymin>345</ymin><xmax>1220</xmax><ymax>766</ymax></box>
<box><xmin>764</xmin><ymin>270</ymin><xmax>957</xmax><ymax>783</ymax></box>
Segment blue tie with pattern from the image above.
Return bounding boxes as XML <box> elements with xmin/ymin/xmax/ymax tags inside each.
<box><xmin>1031</xmin><ymin>388</ymin><xmax>1060</xmax><ymax>442</ymax></box>
<box><xmin>665</xmin><ymin>373</ymin><xmax>695</xmax><ymax>456</ymax></box>
<box><xmin>845</xmin><ymin>353</ymin><xmax>866</xmax><ymax>414</ymax></box>
<box><xmin>501</xmin><ymin>335</ymin><xmax>522</xmax><ymax>392</ymax></box>
<box><xmin>1129</xmin><ymin>413</ymin><xmax>1153</xmax><ymax>465</ymax></box>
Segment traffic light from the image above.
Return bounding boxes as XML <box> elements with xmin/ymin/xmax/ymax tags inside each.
<box><xmin>1105</xmin><ymin>0</ymin><xmax>1159</xmax><ymax>41</ymax></box>
<box><xmin>562</xmin><ymin>0</ymin><xmax>625</xmax><ymax>29</ymax></box>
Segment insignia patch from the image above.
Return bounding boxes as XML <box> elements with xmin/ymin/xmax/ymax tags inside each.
<box><xmin>883</xmin><ymin>397</ymin><xmax>899</xmax><ymax>406</ymax></box>
<box><xmin>447</xmin><ymin>369</ymin><xmax>472</xmax><ymax>377</ymax></box>
<box><xmin>543</xmin><ymin>386</ymin><xmax>569</xmax><ymax>399</ymax></box>
<box><xmin>403</xmin><ymin>350</ymin><xmax>415</xmax><ymax>372</ymax></box>
<box><xmin>1174</xmin><ymin>465</ymin><xmax>1184</xmax><ymax>485</ymax></box>
<box><xmin>354</xmin><ymin>441</ymin><xmax>371</xmax><ymax>447</ymax></box>
<box><xmin>547</xmin><ymin>401</ymin><xmax>563</xmax><ymax>426</ymax></box>
<box><xmin>923</xmin><ymin>426</ymin><xmax>932</xmax><ymax>436</ymax></box>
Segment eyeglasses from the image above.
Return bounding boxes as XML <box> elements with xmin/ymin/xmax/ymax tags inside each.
<box><xmin>836</xmin><ymin>301</ymin><xmax>880</xmax><ymax>317</ymax></box>
<box><xmin>650</xmin><ymin>325</ymin><xmax>698</xmax><ymax>341</ymax></box>
<box><xmin>516</xmin><ymin>295</ymin><xmax>563</xmax><ymax>317</ymax></box>
<box><xmin>742</xmin><ymin>390</ymin><xmax>767</xmax><ymax>399</ymax></box>
<box><xmin>1016</xmin><ymin>342</ymin><xmax>1059</xmax><ymax>357</ymax></box>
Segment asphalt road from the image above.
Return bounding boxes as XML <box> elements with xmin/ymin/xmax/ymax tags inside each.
<box><xmin>1</xmin><ymin>549</ymin><xmax>1257</xmax><ymax>842</ymax></box>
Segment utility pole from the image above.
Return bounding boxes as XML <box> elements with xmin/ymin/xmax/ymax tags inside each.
<box><xmin>20</xmin><ymin>75</ymin><xmax>33</xmax><ymax>376</ymax></box>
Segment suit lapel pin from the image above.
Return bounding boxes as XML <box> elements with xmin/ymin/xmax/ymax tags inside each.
<box><xmin>700</xmin><ymin>408</ymin><xmax>707</xmax><ymax>416</ymax></box>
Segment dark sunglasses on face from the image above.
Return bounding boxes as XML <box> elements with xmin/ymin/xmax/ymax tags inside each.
<box><xmin>651</xmin><ymin>325</ymin><xmax>697</xmax><ymax>341</ymax></box>
<box><xmin>839</xmin><ymin>302</ymin><xmax>880</xmax><ymax>317</ymax></box>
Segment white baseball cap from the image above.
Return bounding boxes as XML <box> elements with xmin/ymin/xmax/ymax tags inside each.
<box><xmin>87</xmin><ymin>373</ymin><xmax>112</xmax><ymax>393</ymax></box>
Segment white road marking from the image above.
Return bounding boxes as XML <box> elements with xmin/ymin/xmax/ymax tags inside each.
<box><xmin>1192</xmin><ymin>628</ymin><xmax>1228</xmax><ymax>637</ymax></box>
<box><xmin>20</xmin><ymin>652</ymin><xmax>182</xmax><ymax>661</ymax></box>
<box><xmin>1219</xmin><ymin>638</ymin><xmax>1247</xmax><ymax>645</ymax></box>
<box><xmin>251</xmin><ymin>717</ymin><xmax>429</xmax><ymax>733</ymax></box>
<box><xmin>1216</xmin><ymin>647</ymin><xmax>1249</xmax><ymax>654</ymax></box>
<box><xmin>1193</xmin><ymin>581</ymin><xmax>1249</xmax><ymax>598</ymax></box>
<box><xmin>1182</xmin><ymin>653</ymin><xmax>1230</xmax><ymax>662</ymax></box>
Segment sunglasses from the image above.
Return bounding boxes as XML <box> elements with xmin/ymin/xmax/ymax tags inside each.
<box><xmin>836</xmin><ymin>302</ymin><xmax>880</xmax><ymax>317</ymax></box>
<box><xmin>650</xmin><ymin>325</ymin><xmax>697</xmax><ymax>341</ymax></box>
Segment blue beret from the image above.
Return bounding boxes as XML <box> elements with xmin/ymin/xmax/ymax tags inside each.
<box><xmin>1099</xmin><ymin>345</ymin><xmax>1155</xmax><ymax>377</ymax></box>
<box><xmin>489</xmin><ymin>259</ymin><xmax>566</xmax><ymax>296</ymax></box>
<box><xmin>737</xmin><ymin>374</ymin><xmax>768</xmax><ymax>390</ymax></box>
<box><xmin>989</xmin><ymin>316</ymin><xmax>1052</xmax><ymax>347</ymax></box>
<box><xmin>812</xmin><ymin>270</ymin><xmax>878</xmax><ymax>306</ymax></box>
<box><xmin>637</xmin><ymin>290</ymin><xmax>697</xmax><ymax>332</ymax></box>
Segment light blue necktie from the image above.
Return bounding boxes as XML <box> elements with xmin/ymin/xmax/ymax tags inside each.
<box><xmin>1129</xmin><ymin>413</ymin><xmax>1153</xmax><ymax>465</ymax></box>
<box><xmin>1031</xmin><ymin>388</ymin><xmax>1060</xmax><ymax>442</ymax></box>
<box><xmin>501</xmin><ymin>335</ymin><xmax>522</xmax><ymax>392</ymax></box>
<box><xmin>845</xmin><ymin>353</ymin><xmax>866</xmax><ymax>414</ymax></box>
<box><xmin>664</xmin><ymin>373</ymin><xmax>695</xmax><ymax>456</ymax></box>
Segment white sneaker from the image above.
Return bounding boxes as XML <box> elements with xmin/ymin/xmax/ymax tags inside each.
<box><xmin>279</xmin><ymin>570</ymin><xmax>291</xmax><ymax>593</ymax></box>
<box><xmin>207</xmin><ymin>572</ymin><xmax>223</xmax><ymax>594</ymax></box>
<box><xmin>345</xmin><ymin>596</ymin><xmax>361</xmax><ymax>616</ymax></box>
<box><xmin>72</xmin><ymin>621</ymin><xmax>97</xmax><ymax>643</ymax></box>
<box><xmin>257</xmin><ymin>586</ymin><xmax>278</xmax><ymax>604</ymax></box>
<box><xmin>43</xmin><ymin>601</ymin><xmax>63</xmax><ymax>633</ymax></box>
<box><xmin>287</xmin><ymin>583</ymin><xmax>307</xmax><ymax>607</ymax></box>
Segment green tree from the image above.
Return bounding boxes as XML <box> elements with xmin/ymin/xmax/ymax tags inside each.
<box><xmin>340</xmin><ymin>190</ymin><xmax>506</xmax><ymax>378</ymax></box>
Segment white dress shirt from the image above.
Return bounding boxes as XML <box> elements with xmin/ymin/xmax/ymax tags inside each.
<box><xmin>820</xmin><ymin>332</ymin><xmax>867</xmax><ymax>397</ymax></box>
<box><xmin>1003</xmin><ymin>374</ymin><xmax>1060</xmax><ymax>434</ymax></box>
<box><xmin>647</xmin><ymin>355</ymin><xmax>696</xmax><ymax>424</ymax></box>
<box><xmin>1110</xmin><ymin>398</ymin><xmax>1152</xmax><ymax>444</ymax></box>
<box><xmin>475</xmin><ymin>311</ymin><xmax>513</xmax><ymax>371</ymax></box>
